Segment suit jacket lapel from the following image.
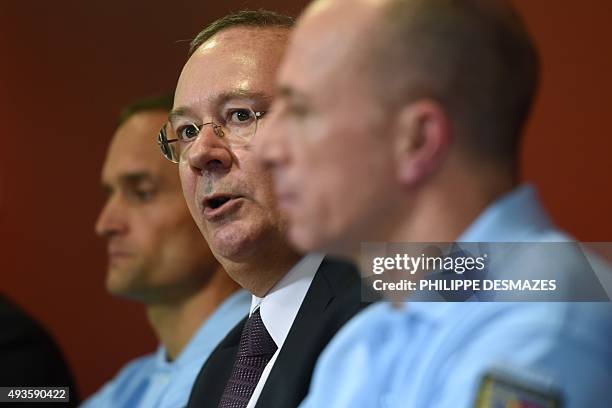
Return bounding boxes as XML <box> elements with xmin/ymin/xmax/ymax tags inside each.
<box><xmin>187</xmin><ymin>258</ymin><xmax>364</xmax><ymax>408</ymax></box>
<box><xmin>255</xmin><ymin>258</ymin><xmax>361</xmax><ymax>408</ymax></box>
<box><xmin>186</xmin><ymin>316</ymin><xmax>247</xmax><ymax>407</ymax></box>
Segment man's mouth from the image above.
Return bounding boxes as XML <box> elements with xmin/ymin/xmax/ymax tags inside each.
<box><xmin>202</xmin><ymin>194</ymin><xmax>244</xmax><ymax>221</ymax></box>
<box><xmin>107</xmin><ymin>247</ymin><xmax>134</xmax><ymax>264</ymax></box>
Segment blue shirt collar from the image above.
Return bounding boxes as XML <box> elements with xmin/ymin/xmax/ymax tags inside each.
<box><xmin>154</xmin><ymin>289</ymin><xmax>250</xmax><ymax>370</ymax></box>
<box><xmin>458</xmin><ymin>184</ymin><xmax>553</xmax><ymax>243</ymax></box>
<box><xmin>407</xmin><ymin>184</ymin><xmax>553</xmax><ymax>321</ymax></box>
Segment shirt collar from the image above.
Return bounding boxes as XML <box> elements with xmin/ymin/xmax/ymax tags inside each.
<box><xmin>407</xmin><ymin>184</ymin><xmax>553</xmax><ymax>322</ymax></box>
<box><xmin>155</xmin><ymin>289</ymin><xmax>251</xmax><ymax>369</ymax></box>
<box><xmin>459</xmin><ymin>184</ymin><xmax>553</xmax><ymax>243</ymax></box>
<box><xmin>250</xmin><ymin>253</ymin><xmax>324</xmax><ymax>348</ymax></box>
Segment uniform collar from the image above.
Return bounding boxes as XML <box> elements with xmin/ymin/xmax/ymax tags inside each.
<box><xmin>155</xmin><ymin>289</ymin><xmax>251</xmax><ymax>369</ymax></box>
<box><xmin>407</xmin><ymin>184</ymin><xmax>554</xmax><ymax>322</ymax></box>
<box><xmin>459</xmin><ymin>184</ymin><xmax>553</xmax><ymax>243</ymax></box>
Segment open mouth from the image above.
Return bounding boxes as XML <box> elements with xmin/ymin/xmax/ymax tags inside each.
<box><xmin>203</xmin><ymin>194</ymin><xmax>244</xmax><ymax>220</ymax></box>
<box><xmin>206</xmin><ymin>196</ymin><xmax>233</xmax><ymax>209</ymax></box>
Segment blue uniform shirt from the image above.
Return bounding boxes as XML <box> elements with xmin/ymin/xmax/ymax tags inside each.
<box><xmin>82</xmin><ymin>290</ymin><xmax>250</xmax><ymax>408</ymax></box>
<box><xmin>299</xmin><ymin>185</ymin><xmax>612</xmax><ymax>408</ymax></box>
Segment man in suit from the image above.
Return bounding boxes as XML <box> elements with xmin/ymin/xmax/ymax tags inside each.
<box><xmin>256</xmin><ymin>0</ymin><xmax>612</xmax><ymax>406</ymax></box>
<box><xmin>86</xmin><ymin>95</ymin><xmax>249</xmax><ymax>408</ymax></box>
<box><xmin>157</xmin><ymin>10</ymin><xmax>368</xmax><ymax>408</ymax></box>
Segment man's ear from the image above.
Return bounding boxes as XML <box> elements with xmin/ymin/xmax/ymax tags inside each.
<box><xmin>391</xmin><ymin>99</ymin><xmax>452</xmax><ymax>188</ymax></box>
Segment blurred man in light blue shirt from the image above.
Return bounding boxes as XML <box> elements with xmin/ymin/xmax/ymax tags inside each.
<box><xmin>296</xmin><ymin>186</ymin><xmax>612</xmax><ymax>407</ymax></box>
<box><xmin>256</xmin><ymin>0</ymin><xmax>612</xmax><ymax>406</ymax></box>
<box><xmin>84</xmin><ymin>95</ymin><xmax>249</xmax><ymax>408</ymax></box>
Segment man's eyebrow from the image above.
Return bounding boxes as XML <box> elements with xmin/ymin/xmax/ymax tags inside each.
<box><xmin>168</xmin><ymin>107</ymin><xmax>192</xmax><ymax>124</ymax></box>
<box><xmin>104</xmin><ymin>172</ymin><xmax>157</xmax><ymax>190</ymax></box>
<box><xmin>215</xmin><ymin>90</ymin><xmax>272</xmax><ymax>106</ymax></box>
<box><xmin>100</xmin><ymin>172</ymin><xmax>157</xmax><ymax>194</ymax></box>
<box><xmin>169</xmin><ymin>91</ymin><xmax>273</xmax><ymax>124</ymax></box>
<box><xmin>121</xmin><ymin>172</ymin><xmax>156</xmax><ymax>185</ymax></box>
<box><xmin>276</xmin><ymin>85</ymin><xmax>307</xmax><ymax>102</ymax></box>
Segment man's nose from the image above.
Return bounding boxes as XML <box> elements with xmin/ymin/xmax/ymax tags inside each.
<box><xmin>184</xmin><ymin>124</ymin><xmax>233</xmax><ymax>175</ymax></box>
<box><xmin>95</xmin><ymin>196</ymin><xmax>128</xmax><ymax>238</ymax></box>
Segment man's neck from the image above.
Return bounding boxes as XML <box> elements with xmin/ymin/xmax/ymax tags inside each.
<box><xmin>220</xmin><ymin>240</ymin><xmax>302</xmax><ymax>298</ymax></box>
<box><xmin>392</xmin><ymin>162</ymin><xmax>516</xmax><ymax>243</ymax></box>
<box><xmin>146</xmin><ymin>267</ymin><xmax>238</xmax><ymax>361</ymax></box>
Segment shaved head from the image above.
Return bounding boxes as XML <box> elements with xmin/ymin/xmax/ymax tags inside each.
<box><xmin>257</xmin><ymin>0</ymin><xmax>539</xmax><ymax>254</ymax></box>
<box><xmin>377</xmin><ymin>0</ymin><xmax>539</xmax><ymax>162</ymax></box>
<box><xmin>300</xmin><ymin>0</ymin><xmax>539</xmax><ymax>164</ymax></box>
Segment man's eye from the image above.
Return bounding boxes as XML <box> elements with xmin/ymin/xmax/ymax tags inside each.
<box><xmin>289</xmin><ymin>104</ymin><xmax>309</xmax><ymax>118</ymax></box>
<box><xmin>137</xmin><ymin>191</ymin><xmax>154</xmax><ymax>201</ymax></box>
<box><xmin>177</xmin><ymin>124</ymin><xmax>200</xmax><ymax>141</ymax></box>
<box><xmin>228</xmin><ymin>109</ymin><xmax>255</xmax><ymax>124</ymax></box>
<box><xmin>128</xmin><ymin>189</ymin><xmax>155</xmax><ymax>202</ymax></box>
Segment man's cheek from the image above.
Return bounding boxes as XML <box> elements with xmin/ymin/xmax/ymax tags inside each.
<box><xmin>180</xmin><ymin>177</ymin><xmax>196</xmax><ymax>203</ymax></box>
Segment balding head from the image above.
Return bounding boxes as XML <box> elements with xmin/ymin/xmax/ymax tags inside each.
<box><xmin>372</xmin><ymin>0</ymin><xmax>539</xmax><ymax>163</ymax></box>
<box><xmin>296</xmin><ymin>0</ymin><xmax>539</xmax><ymax>162</ymax></box>
<box><xmin>257</xmin><ymin>0</ymin><xmax>539</xmax><ymax>255</ymax></box>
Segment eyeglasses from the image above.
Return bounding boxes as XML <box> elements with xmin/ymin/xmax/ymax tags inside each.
<box><xmin>158</xmin><ymin>108</ymin><xmax>265</xmax><ymax>163</ymax></box>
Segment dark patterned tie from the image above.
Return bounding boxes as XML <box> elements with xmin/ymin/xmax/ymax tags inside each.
<box><xmin>218</xmin><ymin>308</ymin><xmax>278</xmax><ymax>408</ymax></box>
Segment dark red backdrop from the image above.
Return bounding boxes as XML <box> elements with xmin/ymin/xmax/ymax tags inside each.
<box><xmin>1</xmin><ymin>0</ymin><xmax>610</xmax><ymax>398</ymax></box>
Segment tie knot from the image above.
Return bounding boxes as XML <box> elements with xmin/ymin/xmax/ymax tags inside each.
<box><xmin>238</xmin><ymin>308</ymin><xmax>277</xmax><ymax>358</ymax></box>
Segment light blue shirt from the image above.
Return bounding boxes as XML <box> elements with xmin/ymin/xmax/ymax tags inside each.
<box><xmin>300</xmin><ymin>185</ymin><xmax>612</xmax><ymax>407</ymax></box>
<box><xmin>82</xmin><ymin>290</ymin><xmax>250</xmax><ymax>408</ymax></box>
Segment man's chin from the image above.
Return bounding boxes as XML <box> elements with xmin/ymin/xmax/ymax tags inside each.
<box><xmin>209</xmin><ymin>222</ymin><xmax>270</xmax><ymax>263</ymax></box>
<box><xmin>211</xmin><ymin>238</ymin><xmax>261</xmax><ymax>263</ymax></box>
<box><xmin>105</xmin><ymin>268</ymin><xmax>144</xmax><ymax>299</ymax></box>
<box><xmin>106</xmin><ymin>284</ymin><xmax>152</xmax><ymax>303</ymax></box>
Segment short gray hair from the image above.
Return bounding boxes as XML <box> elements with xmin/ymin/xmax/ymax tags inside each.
<box><xmin>188</xmin><ymin>9</ymin><xmax>295</xmax><ymax>58</ymax></box>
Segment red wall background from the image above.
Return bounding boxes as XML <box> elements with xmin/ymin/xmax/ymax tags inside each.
<box><xmin>1</xmin><ymin>0</ymin><xmax>610</xmax><ymax>398</ymax></box>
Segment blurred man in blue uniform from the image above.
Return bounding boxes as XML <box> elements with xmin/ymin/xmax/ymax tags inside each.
<box><xmin>256</xmin><ymin>0</ymin><xmax>612</xmax><ymax>406</ymax></box>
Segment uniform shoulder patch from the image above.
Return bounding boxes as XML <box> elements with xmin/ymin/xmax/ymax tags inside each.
<box><xmin>475</xmin><ymin>367</ymin><xmax>563</xmax><ymax>408</ymax></box>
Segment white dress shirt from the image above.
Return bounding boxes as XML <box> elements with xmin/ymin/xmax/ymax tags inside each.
<box><xmin>245</xmin><ymin>253</ymin><xmax>325</xmax><ymax>408</ymax></box>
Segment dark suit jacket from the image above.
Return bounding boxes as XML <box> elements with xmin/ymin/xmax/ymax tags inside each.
<box><xmin>0</xmin><ymin>294</ymin><xmax>79</xmax><ymax>406</ymax></box>
<box><xmin>187</xmin><ymin>257</ymin><xmax>372</xmax><ymax>408</ymax></box>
